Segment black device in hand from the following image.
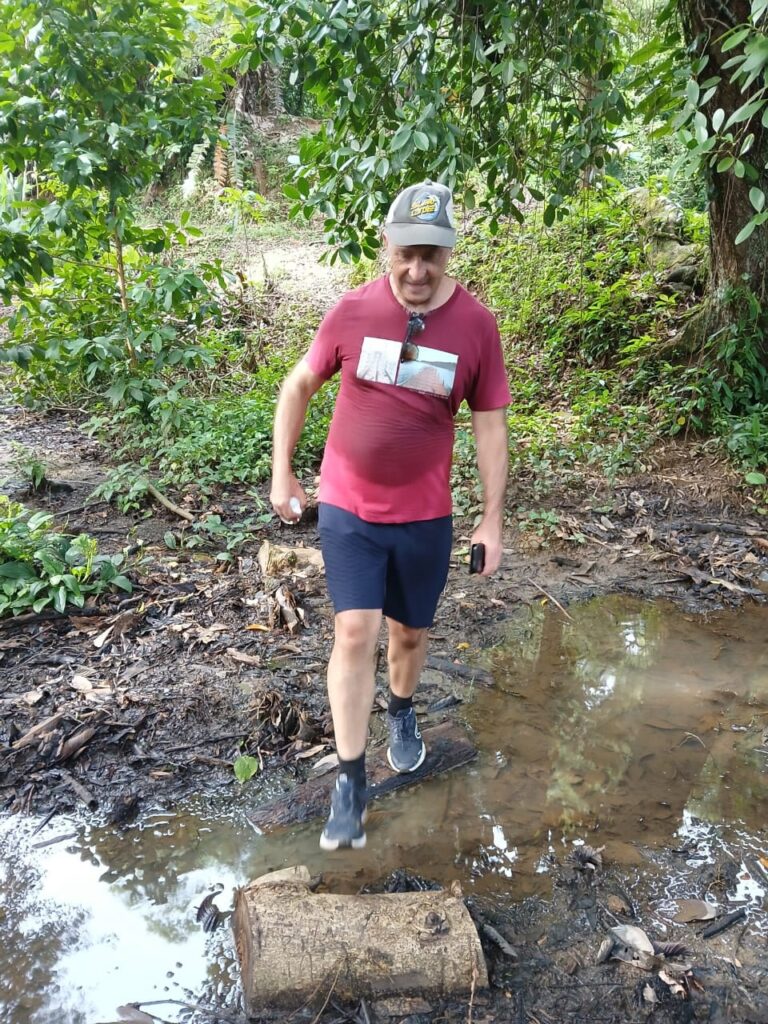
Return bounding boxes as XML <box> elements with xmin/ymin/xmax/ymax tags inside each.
<box><xmin>469</xmin><ymin>543</ymin><xmax>486</xmax><ymax>575</ymax></box>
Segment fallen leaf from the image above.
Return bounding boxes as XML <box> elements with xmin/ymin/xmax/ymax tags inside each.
<box><xmin>673</xmin><ymin>899</ymin><xmax>717</xmax><ymax>923</ymax></box>
<box><xmin>643</xmin><ymin>983</ymin><xmax>658</xmax><ymax>1004</ymax></box>
<box><xmin>310</xmin><ymin>752</ymin><xmax>339</xmax><ymax>777</ymax></box>
<box><xmin>295</xmin><ymin>743</ymin><xmax>327</xmax><ymax>760</ymax></box>
<box><xmin>658</xmin><ymin>968</ymin><xmax>687</xmax><ymax>999</ymax></box>
<box><xmin>226</xmin><ymin>647</ymin><xmax>260</xmax><ymax>666</ymax></box>
<box><xmin>610</xmin><ymin>924</ymin><xmax>654</xmax><ymax>955</ymax></box>
<box><xmin>21</xmin><ymin>688</ymin><xmax>45</xmax><ymax>705</ymax></box>
<box><xmin>607</xmin><ymin>894</ymin><xmax>632</xmax><ymax>915</ymax></box>
<box><xmin>195</xmin><ymin>622</ymin><xmax>229</xmax><ymax>644</ymax></box>
<box><xmin>596</xmin><ymin>938</ymin><xmax>614</xmax><ymax>964</ymax></box>
<box><xmin>92</xmin><ymin>624</ymin><xmax>115</xmax><ymax>649</ymax></box>
<box><xmin>246</xmin><ymin>623</ymin><xmax>270</xmax><ymax>632</ymax></box>
<box><xmin>653</xmin><ymin>941</ymin><xmax>691</xmax><ymax>959</ymax></box>
<box><xmin>70</xmin><ymin>674</ymin><xmax>94</xmax><ymax>692</ymax></box>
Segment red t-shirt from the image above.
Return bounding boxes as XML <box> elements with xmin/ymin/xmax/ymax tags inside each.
<box><xmin>305</xmin><ymin>275</ymin><xmax>510</xmax><ymax>523</ymax></box>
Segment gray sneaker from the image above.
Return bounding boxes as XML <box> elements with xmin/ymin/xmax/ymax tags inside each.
<box><xmin>386</xmin><ymin>707</ymin><xmax>426</xmax><ymax>773</ymax></box>
<box><xmin>319</xmin><ymin>773</ymin><xmax>367</xmax><ymax>850</ymax></box>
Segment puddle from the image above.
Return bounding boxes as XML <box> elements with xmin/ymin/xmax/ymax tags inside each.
<box><xmin>2</xmin><ymin>596</ymin><xmax>766</xmax><ymax>1021</ymax></box>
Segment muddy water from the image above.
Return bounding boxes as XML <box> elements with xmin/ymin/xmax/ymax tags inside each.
<box><xmin>2</xmin><ymin>597</ymin><xmax>766</xmax><ymax>1022</ymax></box>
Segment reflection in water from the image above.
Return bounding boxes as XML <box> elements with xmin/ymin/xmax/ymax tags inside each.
<box><xmin>1</xmin><ymin>597</ymin><xmax>766</xmax><ymax>1021</ymax></box>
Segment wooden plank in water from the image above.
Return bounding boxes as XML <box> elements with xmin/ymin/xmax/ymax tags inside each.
<box><xmin>248</xmin><ymin>720</ymin><xmax>476</xmax><ymax>834</ymax></box>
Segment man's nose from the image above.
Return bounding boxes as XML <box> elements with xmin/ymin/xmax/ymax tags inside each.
<box><xmin>407</xmin><ymin>259</ymin><xmax>427</xmax><ymax>280</ymax></box>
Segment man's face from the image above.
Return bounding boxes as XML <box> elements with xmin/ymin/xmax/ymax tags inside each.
<box><xmin>385</xmin><ymin>238</ymin><xmax>451</xmax><ymax>309</ymax></box>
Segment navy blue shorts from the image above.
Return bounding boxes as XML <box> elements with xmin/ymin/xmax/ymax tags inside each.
<box><xmin>318</xmin><ymin>503</ymin><xmax>452</xmax><ymax>629</ymax></box>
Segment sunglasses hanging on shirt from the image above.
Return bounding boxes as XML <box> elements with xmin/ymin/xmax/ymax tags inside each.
<box><xmin>400</xmin><ymin>312</ymin><xmax>425</xmax><ymax>363</ymax></box>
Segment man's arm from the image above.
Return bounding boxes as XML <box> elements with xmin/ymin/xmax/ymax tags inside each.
<box><xmin>470</xmin><ymin>407</ymin><xmax>508</xmax><ymax>576</ymax></box>
<box><xmin>270</xmin><ymin>359</ymin><xmax>326</xmax><ymax>522</ymax></box>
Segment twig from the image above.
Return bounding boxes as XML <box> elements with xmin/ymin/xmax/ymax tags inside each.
<box><xmin>146</xmin><ymin>482</ymin><xmax>195</xmax><ymax>522</ymax></box>
<box><xmin>308</xmin><ymin>960</ymin><xmax>344</xmax><ymax>1024</ymax></box>
<box><xmin>468</xmin><ymin>963</ymin><xmax>479</xmax><ymax>1024</ymax></box>
<box><xmin>284</xmin><ymin>958</ymin><xmax>344</xmax><ymax>1024</ymax></box>
<box><xmin>131</xmin><ymin>999</ymin><xmax>247</xmax><ymax>1022</ymax></box>
<box><xmin>701</xmin><ymin>907</ymin><xmax>747</xmax><ymax>939</ymax></box>
<box><xmin>52</xmin><ymin>499</ymin><xmax>109</xmax><ymax>518</ymax></box>
<box><xmin>30</xmin><ymin>806</ymin><xmax>58</xmax><ymax>837</ymax></box>
<box><xmin>32</xmin><ymin>831</ymin><xmax>78</xmax><ymax>849</ymax></box>
<box><xmin>525</xmin><ymin>578</ymin><xmax>573</xmax><ymax>620</ymax></box>
<box><xmin>58</xmin><ymin>768</ymin><xmax>99</xmax><ymax>809</ymax></box>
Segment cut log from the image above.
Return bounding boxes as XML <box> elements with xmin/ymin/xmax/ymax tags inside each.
<box><xmin>234</xmin><ymin>866</ymin><xmax>488</xmax><ymax>1012</ymax></box>
<box><xmin>248</xmin><ymin>721</ymin><xmax>476</xmax><ymax>833</ymax></box>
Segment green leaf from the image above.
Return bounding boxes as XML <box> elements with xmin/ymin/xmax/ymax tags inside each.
<box><xmin>627</xmin><ymin>38</ymin><xmax>663</xmax><ymax>65</ymax></box>
<box><xmin>412</xmin><ymin>131</ymin><xmax>429</xmax><ymax>151</ymax></box>
<box><xmin>724</xmin><ymin>97</ymin><xmax>765</xmax><ymax>130</ymax></box>
<box><xmin>749</xmin><ymin>187</ymin><xmax>765</xmax><ymax>212</ymax></box>
<box><xmin>471</xmin><ymin>85</ymin><xmax>486</xmax><ymax>107</ymax></box>
<box><xmin>111</xmin><ymin>575</ymin><xmax>133</xmax><ymax>592</ymax></box>
<box><xmin>721</xmin><ymin>27</ymin><xmax>751</xmax><ymax>53</ymax></box>
<box><xmin>716</xmin><ymin>155</ymin><xmax>734</xmax><ymax>172</ymax></box>
<box><xmin>0</xmin><ymin>561</ymin><xmax>36</xmax><ymax>580</ymax></box>
<box><xmin>390</xmin><ymin>126</ymin><xmax>410</xmax><ymax>151</ymax></box>
<box><xmin>745</xmin><ymin>471</ymin><xmax>767</xmax><ymax>485</ymax></box>
<box><xmin>712</xmin><ymin>108</ymin><xmax>724</xmax><ymax>131</ymax></box>
<box><xmin>685</xmin><ymin>79</ymin><xmax>699</xmax><ymax>106</ymax></box>
<box><xmin>234</xmin><ymin>755</ymin><xmax>259</xmax><ymax>783</ymax></box>
<box><xmin>734</xmin><ymin>218</ymin><xmax>757</xmax><ymax>245</ymax></box>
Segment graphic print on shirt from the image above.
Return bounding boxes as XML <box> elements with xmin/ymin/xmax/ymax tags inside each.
<box><xmin>356</xmin><ymin>336</ymin><xmax>458</xmax><ymax>398</ymax></box>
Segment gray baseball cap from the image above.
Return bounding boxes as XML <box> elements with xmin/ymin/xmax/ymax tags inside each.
<box><xmin>384</xmin><ymin>180</ymin><xmax>457</xmax><ymax>248</ymax></box>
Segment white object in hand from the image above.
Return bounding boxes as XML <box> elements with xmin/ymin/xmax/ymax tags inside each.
<box><xmin>289</xmin><ymin>497</ymin><xmax>302</xmax><ymax>517</ymax></box>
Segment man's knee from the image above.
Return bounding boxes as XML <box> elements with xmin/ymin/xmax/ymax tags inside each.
<box><xmin>333</xmin><ymin>610</ymin><xmax>380</xmax><ymax>657</ymax></box>
<box><xmin>388</xmin><ymin>619</ymin><xmax>427</xmax><ymax>654</ymax></box>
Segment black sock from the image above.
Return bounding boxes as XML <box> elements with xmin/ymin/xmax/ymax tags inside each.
<box><xmin>388</xmin><ymin>693</ymin><xmax>413</xmax><ymax>716</ymax></box>
<box><xmin>337</xmin><ymin>752</ymin><xmax>366</xmax><ymax>789</ymax></box>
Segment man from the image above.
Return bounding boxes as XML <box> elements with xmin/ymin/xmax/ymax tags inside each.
<box><xmin>270</xmin><ymin>180</ymin><xmax>510</xmax><ymax>850</ymax></box>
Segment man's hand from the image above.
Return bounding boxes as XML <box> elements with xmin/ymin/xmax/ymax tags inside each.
<box><xmin>270</xmin><ymin>473</ymin><xmax>306</xmax><ymax>525</ymax></box>
<box><xmin>470</xmin><ymin>519</ymin><xmax>503</xmax><ymax>576</ymax></box>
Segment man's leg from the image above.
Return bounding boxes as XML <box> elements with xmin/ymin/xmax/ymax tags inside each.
<box><xmin>328</xmin><ymin>609</ymin><xmax>382</xmax><ymax>758</ymax></box>
<box><xmin>386</xmin><ymin>618</ymin><xmax>428</xmax><ymax>700</ymax></box>
<box><xmin>385</xmin><ymin>618</ymin><xmax>429</xmax><ymax>773</ymax></box>
<box><xmin>320</xmin><ymin>608</ymin><xmax>381</xmax><ymax>851</ymax></box>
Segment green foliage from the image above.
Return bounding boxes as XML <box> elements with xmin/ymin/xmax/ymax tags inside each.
<box><xmin>235</xmin><ymin>1</ymin><xmax>624</xmax><ymax>259</ymax></box>
<box><xmin>233</xmin><ymin>754</ymin><xmax>259</xmax><ymax>783</ymax></box>
<box><xmin>452</xmin><ymin>184</ymin><xmax>683</xmax><ymax>371</ymax></box>
<box><xmin>655</xmin><ymin>287</ymin><xmax>768</xmax><ymax>434</ymax></box>
<box><xmin>164</xmin><ymin>509</ymin><xmax>271</xmax><ymax>562</ymax></box>
<box><xmin>3</xmin><ymin>217</ymin><xmax>230</xmax><ymax>411</ymax></box>
<box><xmin>88</xmin><ymin>339</ymin><xmax>337</xmax><ymax>498</ymax></box>
<box><xmin>628</xmin><ymin>2</ymin><xmax>768</xmax><ymax>244</ymax></box>
<box><xmin>517</xmin><ymin>507</ymin><xmax>565</xmax><ymax>543</ymax></box>
<box><xmin>7</xmin><ymin>444</ymin><xmax>48</xmax><ymax>491</ymax></box>
<box><xmin>0</xmin><ymin>496</ymin><xmax>132</xmax><ymax>617</ymax></box>
<box><xmin>0</xmin><ymin>0</ymin><xmax>230</xmax><ymax>410</ymax></box>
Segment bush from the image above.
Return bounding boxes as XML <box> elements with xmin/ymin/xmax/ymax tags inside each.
<box><xmin>0</xmin><ymin>497</ymin><xmax>132</xmax><ymax>616</ymax></box>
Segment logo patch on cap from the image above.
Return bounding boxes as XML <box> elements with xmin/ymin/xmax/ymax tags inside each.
<box><xmin>409</xmin><ymin>192</ymin><xmax>441</xmax><ymax>222</ymax></box>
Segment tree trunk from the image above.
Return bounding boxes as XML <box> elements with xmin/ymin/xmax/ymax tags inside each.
<box><xmin>680</xmin><ymin>0</ymin><xmax>768</xmax><ymax>311</ymax></box>
<box><xmin>234</xmin><ymin>866</ymin><xmax>488</xmax><ymax>1012</ymax></box>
